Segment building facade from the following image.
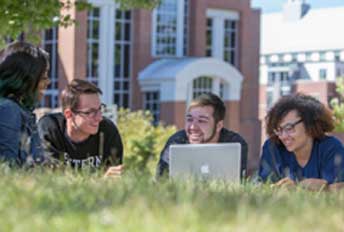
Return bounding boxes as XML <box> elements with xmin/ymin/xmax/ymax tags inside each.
<box><xmin>41</xmin><ymin>0</ymin><xmax>261</xmax><ymax>171</ymax></box>
<box><xmin>259</xmin><ymin>0</ymin><xmax>344</xmax><ymax>142</ymax></box>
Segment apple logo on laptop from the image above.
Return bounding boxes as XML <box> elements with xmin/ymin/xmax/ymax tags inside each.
<box><xmin>200</xmin><ymin>164</ymin><xmax>210</xmax><ymax>174</ymax></box>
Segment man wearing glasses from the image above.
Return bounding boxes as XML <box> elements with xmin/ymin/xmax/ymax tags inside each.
<box><xmin>156</xmin><ymin>93</ymin><xmax>248</xmax><ymax>178</ymax></box>
<box><xmin>258</xmin><ymin>94</ymin><xmax>344</xmax><ymax>190</ymax></box>
<box><xmin>38</xmin><ymin>79</ymin><xmax>123</xmax><ymax>177</ymax></box>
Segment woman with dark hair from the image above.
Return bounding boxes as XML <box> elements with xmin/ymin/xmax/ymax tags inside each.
<box><xmin>0</xmin><ymin>41</ymin><xmax>50</xmax><ymax>166</ymax></box>
<box><xmin>258</xmin><ymin>93</ymin><xmax>344</xmax><ymax>190</ymax></box>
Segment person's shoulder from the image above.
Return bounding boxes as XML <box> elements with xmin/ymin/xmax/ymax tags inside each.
<box><xmin>166</xmin><ymin>130</ymin><xmax>188</xmax><ymax>144</ymax></box>
<box><xmin>0</xmin><ymin>98</ymin><xmax>23</xmax><ymax>126</ymax></box>
<box><xmin>99</xmin><ymin>116</ymin><xmax>118</xmax><ymax>129</ymax></box>
<box><xmin>0</xmin><ymin>98</ymin><xmax>21</xmax><ymax>114</ymax></box>
<box><xmin>99</xmin><ymin>116</ymin><xmax>121</xmax><ymax>134</ymax></box>
<box><xmin>220</xmin><ymin>128</ymin><xmax>247</xmax><ymax>144</ymax></box>
<box><xmin>39</xmin><ymin>112</ymin><xmax>64</xmax><ymax>122</ymax></box>
<box><xmin>317</xmin><ymin>136</ymin><xmax>343</xmax><ymax>149</ymax></box>
<box><xmin>38</xmin><ymin>112</ymin><xmax>65</xmax><ymax>128</ymax></box>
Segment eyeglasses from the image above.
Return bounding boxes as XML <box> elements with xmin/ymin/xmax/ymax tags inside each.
<box><xmin>273</xmin><ymin>119</ymin><xmax>303</xmax><ymax>137</ymax></box>
<box><xmin>72</xmin><ymin>103</ymin><xmax>106</xmax><ymax>118</ymax></box>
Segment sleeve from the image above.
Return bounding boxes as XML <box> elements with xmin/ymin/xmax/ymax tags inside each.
<box><xmin>37</xmin><ymin>115</ymin><xmax>64</xmax><ymax>160</ymax></box>
<box><xmin>238</xmin><ymin>137</ymin><xmax>248</xmax><ymax>177</ymax></box>
<box><xmin>102</xmin><ymin>119</ymin><xmax>123</xmax><ymax>166</ymax></box>
<box><xmin>0</xmin><ymin>105</ymin><xmax>22</xmax><ymax>165</ymax></box>
<box><xmin>156</xmin><ymin>131</ymin><xmax>185</xmax><ymax>179</ymax></box>
<box><xmin>258</xmin><ymin>140</ymin><xmax>282</xmax><ymax>183</ymax></box>
<box><xmin>224</xmin><ymin>131</ymin><xmax>248</xmax><ymax>177</ymax></box>
<box><xmin>156</xmin><ymin>144</ymin><xmax>170</xmax><ymax>178</ymax></box>
<box><xmin>320</xmin><ymin>138</ymin><xmax>344</xmax><ymax>184</ymax></box>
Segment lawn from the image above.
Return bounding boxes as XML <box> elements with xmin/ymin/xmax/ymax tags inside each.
<box><xmin>1</xmin><ymin>167</ymin><xmax>343</xmax><ymax>232</ymax></box>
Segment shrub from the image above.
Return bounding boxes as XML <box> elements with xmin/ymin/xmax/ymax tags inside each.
<box><xmin>117</xmin><ymin>108</ymin><xmax>177</xmax><ymax>175</ymax></box>
<box><xmin>331</xmin><ymin>77</ymin><xmax>344</xmax><ymax>132</ymax></box>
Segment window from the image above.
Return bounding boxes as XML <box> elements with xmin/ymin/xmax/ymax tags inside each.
<box><xmin>205</xmin><ymin>18</ymin><xmax>213</xmax><ymax>57</ymax></box>
<box><xmin>192</xmin><ymin>76</ymin><xmax>213</xmax><ymax>99</ymax></box>
<box><xmin>41</xmin><ymin>27</ymin><xmax>59</xmax><ymax>108</ymax></box>
<box><xmin>266</xmin><ymin>71</ymin><xmax>291</xmax><ymax>108</ymax></box>
<box><xmin>266</xmin><ymin>90</ymin><xmax>274</xmax><ymax>109</ymax></box>
<box><xmin>223</xmin><ymin>19</ymin><xmax>238</xmax><ymax>65</ymax></box>
<box><xmin>144</xmin><ymin>91</ymin><xmax>160</xmax><ymax>124</ymax></box>
<box><xmin>152</xmin><ymin>0</ymin><xmax>188</xmax><ymax>57</ymax></box>
<box><xmin>86</xmin><ymin>2</ymin><xmax>132</xmax><ymax>108</ymax></box>
<box><xmin>319</xmin><ymin>69</ymin><xmax>327</xmax><ymax>80</ymax></box>
<box><xmin>113</xmin><ymin>9</ymin><xmax>132</xmax><ymax>108</ymax></box>
<box><xmin>336</xmin><ymin>68</ymin><xmax>341</xmax><ymax>77</ymax></box>
<box><xmin>206</xmin><ymin>9</ymin><xmax>239</xmax><ymax>66</ymax></box>
<box><xmin>87</xmin><ymin>7</ymin><xmax>100</xmax><ymax>86</ymax></box>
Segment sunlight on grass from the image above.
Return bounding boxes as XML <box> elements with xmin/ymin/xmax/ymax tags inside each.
<box><xmin>0</xmin><ymin>167</ymin><xmax>343</xmax><ymax>231</ymax></box>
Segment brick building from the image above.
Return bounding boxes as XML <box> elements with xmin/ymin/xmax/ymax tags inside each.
<box><xmin>259</xmin><ymin>0</ymin><xmax>344</xmax><ymax>143</ymax></box>
<box><xmin>41</xmin><ymin>0</ymin><xmax>261</xmax><ymax>170</ymax></box>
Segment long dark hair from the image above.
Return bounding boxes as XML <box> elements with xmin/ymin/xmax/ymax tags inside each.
<box><xmin>0</xmin><ymin>41</ymin><xmax>49</xmax><ymax>109</ymax></box>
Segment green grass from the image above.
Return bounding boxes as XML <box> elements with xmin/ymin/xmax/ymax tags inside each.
<box><xmin>1</xmin><ymin>167</ymin><xmax>344</xmax><ymax>232</ymax></box>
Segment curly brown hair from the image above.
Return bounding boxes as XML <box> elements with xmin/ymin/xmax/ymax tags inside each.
<box><xmin>266</xmin><ymin>93</ymin><xmax>334</xmax><ymax>143</ymax></box>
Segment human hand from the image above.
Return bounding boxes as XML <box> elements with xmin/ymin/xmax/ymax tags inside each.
<box><xmin>104</xmin><ymin>164</ymin><xmax>124</xmax><ymax>178</ymax></box>
<box><xmin>299</xmin><ymin>178</ymin><xmax>328</xmax><ymax>191</ymax></box>
<box><xmin>272</xmin><ymin>177</ymin><xmax>296</xmax><ymax>189</ymax></box>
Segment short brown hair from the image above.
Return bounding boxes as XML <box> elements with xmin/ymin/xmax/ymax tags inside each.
<box><xmin>61</xmin><ymin>79</ymin><xmax>102</xmax><ymax>111</ymax></box>
<box><xmin>188</xmin><ymin>93</ymin><xmax>226</xmax><ymax>123</ymax></box>
<box><xmin>266</xmin><ymin>93</ymin><xmax>334</xmax><ymax>143</ymax></box>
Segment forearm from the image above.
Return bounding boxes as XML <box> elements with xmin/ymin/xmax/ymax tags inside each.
<box><xmin>328</xmin><ymin>182</ymin><xmax>344</xmax><ymax>192</ymax></box>
<box><xmin>299</xmin><ymin>178</ymin><xmax>328</xmax><ymax>191</ymax></box>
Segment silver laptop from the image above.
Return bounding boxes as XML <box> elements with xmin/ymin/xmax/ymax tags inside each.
<box><xmin>169</xmin><ymin>143</ymin><xmax>241</xmax><ymax>182</ymax></box>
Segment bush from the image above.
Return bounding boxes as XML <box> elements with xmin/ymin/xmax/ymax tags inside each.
<box><xmin>116</xmin><ymin>108</ymin><xmax>177</xmax><ymax>175</ymax></box>
<box><xmin>331</xmin><ymin>77</ymin><xmax>344</xmax><ymax>132</ymax></box>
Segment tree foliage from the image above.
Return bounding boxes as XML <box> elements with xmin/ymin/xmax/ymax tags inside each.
<box><xmin>0</xmin><ymin>0</ymin><xmax>159</xmax><ymax>46</ymax></box>
<box><xmin>331</xmin><ymin>77</ymin><xmax>344</xmax><ymax>132</ymax></box>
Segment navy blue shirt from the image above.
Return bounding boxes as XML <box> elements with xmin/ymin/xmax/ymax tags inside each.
<box><xmin>259</xmin><ymin>136</ymin><xmax>344</xmax><ymax>184</ymax></box>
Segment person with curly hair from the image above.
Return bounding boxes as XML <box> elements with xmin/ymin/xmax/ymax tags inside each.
<box><xmin>258</xmin><ymin>93</ymin><xmax>344</xmax><ymax>190</ymax></box>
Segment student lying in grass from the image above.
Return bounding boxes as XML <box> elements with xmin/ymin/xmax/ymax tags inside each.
<box><xmin>258</xmin><ymin>94</ymin><xmax>344</xmax><ymax>191</ymax></box>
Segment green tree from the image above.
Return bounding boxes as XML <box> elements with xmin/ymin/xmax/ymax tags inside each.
<box><xmin>331</xmin><ymin>77</ymin><xmax>344</xmax><ymax>132</ymax></box>
<box><xmin>0</xmin><ymin>0</ymin><xmax>159</xmax><ymax>46</ymax></box>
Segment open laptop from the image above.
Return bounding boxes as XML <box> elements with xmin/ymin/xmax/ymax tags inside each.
<box><xmin>169</xmin><ymin>143</ymin><xmax>241</xmax><ymax>182</ymax></box>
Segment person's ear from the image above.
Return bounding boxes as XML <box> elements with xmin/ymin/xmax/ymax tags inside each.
<box><xmin>64</xmin><ymin>108</ymin><xmax>73</xmax><ymax>119</ymax></box>
<box><xmin>216</xmin><ymin>120</ymin><xmax>224</xmax><ymax>132</ymax></box>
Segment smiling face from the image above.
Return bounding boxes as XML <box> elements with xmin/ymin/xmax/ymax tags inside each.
<box><xmin>275</xmin><ymin>110</ymin><xmax>313</xmax><ymax>154</ymax></box>
<box><xmin>65</xmin><ymin>93</ymin><xmax>103</xmax><ymax>141</ymax></box>
<box><xmin>185</xmin><ymin>105</ymin><xmax>223</xmax><ymax>144</ymax></box>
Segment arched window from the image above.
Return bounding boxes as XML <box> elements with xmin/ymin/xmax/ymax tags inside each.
<box><xmin>191</xmin><ymin>76</ymin><xmax>228</xmax><ymax>101</ymax></box>
<box><xmin>192</xmin><ymin>76</ymin><xmax>213</xmax><ymax>99</ymax></box>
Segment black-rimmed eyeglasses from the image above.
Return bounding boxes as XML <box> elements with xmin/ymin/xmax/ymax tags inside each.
<box><xmin>72</xmin><ymin>103</ymin><xmax>106</xmax><ymax>118</ymax></box>
<box><xmin>273</xmin><ymin>119</ymin><xmax>303</xmax><ymax>137</ymax></box>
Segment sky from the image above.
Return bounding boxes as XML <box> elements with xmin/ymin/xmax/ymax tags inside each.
<box><xmin>251</xmin><ymin>0</ymin><xmax>344</xmax><ymax>13</ymax></box>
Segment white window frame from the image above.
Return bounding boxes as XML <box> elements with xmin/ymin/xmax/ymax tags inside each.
<box><xmin>87</xmin><ymin>0</ymin><xmax>132</xmax><ymax>107</ymax></box>
<box><xmin>41</xmin><ymin>27</ymin><xmax>59</xmax><ymax>108</ymax></box>
<box><xmin>206</xmin><ymin>9</ymin><xmax>239</xmax><ymax>63</ymax></box>
<box><xmin>188</xmin><ymin>76</ymin><xmax>228</xmax><ymax>104</ymax></box>
<box><xmin>143</xmin><ymin>91</ymin><xmax>160</xmax><ymax>124</ymax></box>
<box><xmin>151</xmin><ymin>0</ymin><xmax>185</xmax><ymax>57</ymax></box>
